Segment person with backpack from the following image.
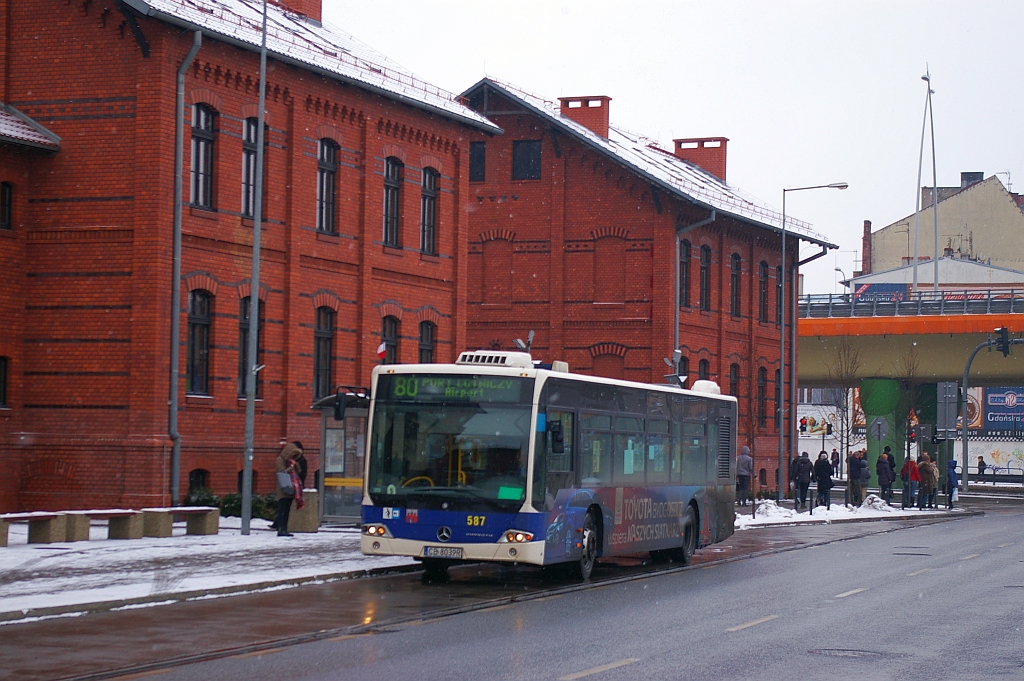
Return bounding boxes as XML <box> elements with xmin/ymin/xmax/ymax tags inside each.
<box><xmin>791</xmin><ymin>452</ymin><xmax>814</xmax><ymax>510</ymax></box>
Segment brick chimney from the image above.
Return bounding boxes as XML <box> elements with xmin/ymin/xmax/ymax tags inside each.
<box><xmin>672</xmin><ymin>137</ymin><xmax>728</xmax><ymax>181</ymax></box>
<box><xmin>269</xmin><ymin>0</ymin><xmax>321</xmax><ymax>22</ymax></box>
<box><xmin>558</xmin><ymin>96</ymin><xmax>611</xmax><ymax>138</ymax></box>
<box><xmin>861</xmin><ymin>219</ymin><xmax>872</xmax><ymax>275</ymax></box>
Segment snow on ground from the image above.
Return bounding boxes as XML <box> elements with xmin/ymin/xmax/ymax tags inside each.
<box><xmin>0</xmin><ymin>516</ymin><xmax>414</xmax><ymax>619</ymax></box>
<box><xmin>735</xmin><ymin>494</ymin><xmax>961</xmax><ymax>530</ymax></box>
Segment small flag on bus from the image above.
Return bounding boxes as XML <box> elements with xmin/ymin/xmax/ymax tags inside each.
<box><xmin>376</xmin><ymin>342</ymin><xmax>387</xmax><ymax>359</ymax></box>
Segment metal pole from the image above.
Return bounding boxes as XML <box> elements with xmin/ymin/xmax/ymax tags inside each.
<box><xmin>961</xmin><ymin>340</ymin><xmax>991</xmax><ymax>494</ymax></box>
<box><xmin>925</xmin><ymin>70</ymin><xmax>940</xmax><ymax>292</ymax></box>
<box><xmin>911</xmin><ymin>80</ymin><xmax>929</xmax><ymax>294</ymax></box>
<box><xmin>241</xmin><ymin>0</ymin><xmax>269</xmax><ymax>535</ymax></box>
<box><xmin>170</xmin><ymin>31</ymin><xmax>202</xmax><ymax>507</ymax></box>
<box><xmin>778</xmin><ymin>190</ymin><xmax>786</xmax><ymax>502</ymax></box>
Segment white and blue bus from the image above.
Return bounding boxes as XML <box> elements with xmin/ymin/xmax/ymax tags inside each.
<box><xmin>361</xmin><ymin>350</ymin><xmax>737</xmax><ymax>579</ymax></box>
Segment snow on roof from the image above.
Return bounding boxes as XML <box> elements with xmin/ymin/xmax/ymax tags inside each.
<box><xmin>0</xmin><ymin>104</ymin><xmax>60</xmax><ymax>151</ymax></box>
<box><xmin>469</xmin><ymin>78</ymin><xmax>835</xmax><ymax>248</ymax></box>
<box><xmin>124</xmin><ymin>0</ymin><xmax>500</xmax><ymax>133</ymax></box>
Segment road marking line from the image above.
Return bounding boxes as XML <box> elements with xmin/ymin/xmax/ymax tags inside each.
<box><xmin>559</xmin><ymin>658</ymin><xmax>640</xmax><ymax>680</ymax></box>
<box><xmin>998</xmin><ymin>543</ymin><xmax>1011</xmax><ymax>548</ymax></box>
<box><xmin>725</xmin><ymin>615</ymin><xmax>778</xmax><ymax>632</ymax></box>
<box><xmin>227</xmin><ymin>647</ymin><xmax>286</xmax><ymax>660</ymax></box>
<box><xmin>108</xmin><ymin>670</ymin><xmax>171</xmax><ymax>681</ymax></box>
<box><xmin>835</xmin><ymin>588</ymin><xmax>868</xmax><ymax>599</ymax></box>
<box><xmin>908</xmin><ymin>569</ymin><xmax>931</xmax><ymax>576</ymax></box>
<box><xmin>961</xmin><ymin>554</ymin><xmax>979</xmax><ymax>560</ymax></box>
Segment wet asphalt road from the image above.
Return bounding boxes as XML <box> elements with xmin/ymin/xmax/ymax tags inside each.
<box><xmin>2</xmin><ymin>499</ymin><xmax>1020</xmax><ymax>681</ymax></box>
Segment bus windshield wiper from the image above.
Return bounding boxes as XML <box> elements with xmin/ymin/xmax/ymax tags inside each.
<box><xmin>405</xmin><ymin>486</ymin><xmax>509</xmax><ymax>511</ymax></box>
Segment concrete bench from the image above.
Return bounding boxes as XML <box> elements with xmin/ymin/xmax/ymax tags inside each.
<box><xmin>62</xmin><ymin>510</ymin><xmax>144</xmax><ymax>541</ymax></box>
<box><xmin>140</xmin><ymin>506</ymin><xmax>219</xmax><ymax>538</ymax></box>
<box><xmin>0</xmin><ymin>512</ymin><xmax>66</xmax><ymax>545</ymax></box>
<box><xmin>288</xmin><ymin>489</ymin><xmax>319</xmax><ymax>533</ymax></box>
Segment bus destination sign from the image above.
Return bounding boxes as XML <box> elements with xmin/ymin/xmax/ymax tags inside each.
<box><xmin>386</xmin><ymin>375</ymin><xmax>523</xmax><ymax>403</ymax></box>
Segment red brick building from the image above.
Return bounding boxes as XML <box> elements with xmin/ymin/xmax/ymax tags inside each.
<box><xmin>0</xmin><ymin>0</ymin><xmax>498</xmax><ymax>511</ymax></box>
<box><xmin>461</xmin><ymin>80</ymin><xmax>836</xmax><ymax>487</ymax></box>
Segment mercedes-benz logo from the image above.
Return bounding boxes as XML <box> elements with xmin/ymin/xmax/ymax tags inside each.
<box><xmin>436</xmin><ymin>526</ymin><xmax>452</xmax><ymax>542</ymax></box>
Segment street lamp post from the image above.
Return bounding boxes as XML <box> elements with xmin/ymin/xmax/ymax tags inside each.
<box><xmin>834</xmin><ymin>267</ymin><xmax>846</xmax><ymax>295</ymax></box>
<box><xmin>778</xmin><ymin>182</ymin><xmax>848</xmax><ymax>503</ymax></box>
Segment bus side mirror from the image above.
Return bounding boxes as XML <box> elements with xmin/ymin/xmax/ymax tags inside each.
<box><xmin>333</xmin><ymin>389</ymin><xmax>345</xmax><ymax>421</ymax></box>
<box><xmin>550</xmin><ymin>421</ymin><xmax>564</xmax><ymax>454</ymax></box>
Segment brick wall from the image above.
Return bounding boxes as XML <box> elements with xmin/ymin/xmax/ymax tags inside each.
<box><xmin>0</xmin><ymin>2</ymin><xmax>479</xmax><ymax>510</ymax></box>
<box><xmin>464</xmin><ymin>89</ymin><xmax>793</xmax><ymax>487</ymax></box>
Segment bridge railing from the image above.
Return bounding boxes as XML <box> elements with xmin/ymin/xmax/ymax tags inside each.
<box><xmin>799</xmin><ymin>289</ymin><xmax>1024</xmax><ymax>318</ymax></box>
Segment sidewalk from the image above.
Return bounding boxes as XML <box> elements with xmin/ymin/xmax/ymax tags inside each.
<box><xmin>734</xmin><ymin>494</ymin><xmax>970</xmax><ymax>530</ymax></box>
<box><xmin>0</xmin><ymin>517</ymin><xmax>415</xmax><ymax>624</ymax></box>
<box><xmin>0</xmin><ymin>500</ymin><xmax>977</xmax><ymax>625</ymax></box>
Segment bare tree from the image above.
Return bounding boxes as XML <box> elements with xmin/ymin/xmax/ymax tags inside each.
<box><xmin>824</xmin><ymin>338</ymin><xmax>865</xmax><ymax>462</ymax></box>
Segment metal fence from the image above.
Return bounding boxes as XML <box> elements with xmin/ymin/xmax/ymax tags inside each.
<box><xmin>799</xmin><ymin>289</ymin><xmax>1024</xmax><ymax>318</ymax></box>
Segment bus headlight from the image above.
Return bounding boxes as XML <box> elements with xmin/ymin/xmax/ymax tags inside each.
<box><xmin>501</xmin><ymin>530</ymin><xmax>534</xmax><ymax>543</ymax></box>
<box><xmin>362</xmin><ymin>524</ymin><xmax>392</xmax><ymax>538</ymax></box>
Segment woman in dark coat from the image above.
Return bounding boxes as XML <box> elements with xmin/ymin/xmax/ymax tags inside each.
<box><xmin>876</xmin><ymin>452</ymin><xmax>895</xmax><ymax>505</ymax></box>
<box><xmin>945</xmin><ymin>458</ymin><xmax>959</xmax><ymax>509</ymax></box>
<box><xmin>813</xmin><ymin>452</ymin><xmax>834</xmax><ymax>510</ymax></box>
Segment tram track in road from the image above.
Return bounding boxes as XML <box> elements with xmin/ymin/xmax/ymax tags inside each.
<box><xmin>27</xmin><ymin>512</ymin><xmax>980</xmax><ymax>681</ymax></box>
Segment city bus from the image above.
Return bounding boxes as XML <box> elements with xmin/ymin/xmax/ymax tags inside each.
<box><xmin>361</xmin><ymin>350</ymin><xmax>737</xmax><ymax>579</ymax></box>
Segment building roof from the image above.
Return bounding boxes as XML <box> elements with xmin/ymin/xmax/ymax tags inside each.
<box><xmin>122</xmin><ymin>0</ymin><xmax>501</xmax><ymax>134</ymax></box>
<box><xmin>464</xmin><ymin>78</ymin><xmax>836</xmax><ymax>249</ymax></box>
<box><xmin>0</xmin><ymin>104</ymin><xmax>60</xmax><ymax>151</ymax></box>
<box><xmin>850</xmin><ymin>256</ymin><xmax>1024</xmax><ymax>287</ymax></box>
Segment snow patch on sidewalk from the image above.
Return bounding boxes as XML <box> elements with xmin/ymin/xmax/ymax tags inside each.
<box><xmin>736</xmin><ymin>495</ymin><xmax>959</xmax><ymax>530</ymax></box>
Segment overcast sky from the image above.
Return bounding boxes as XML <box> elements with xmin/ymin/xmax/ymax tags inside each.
<box><xmin>322</xmin><ymin>0</ymin><xmax>1023</xmax><ymax>294</ymax></box>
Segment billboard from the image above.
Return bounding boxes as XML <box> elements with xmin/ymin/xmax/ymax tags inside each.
<box><xmin>854</xmin><ymin>283</ymin><xmax>907</xmax><ymax>302</ymax></box>
<box><xmin>982</xmin><ymin>387</ymin><xmax>1024</xmax><ymax>437</ymax></box>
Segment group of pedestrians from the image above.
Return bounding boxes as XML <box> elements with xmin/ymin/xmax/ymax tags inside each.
<box><xmin>900</xmin><ymin>451</ymin><xmax>958</xmax><ymax>510</ymax></box>
<box><xmin>788</xmin><ymin>450</ymin><xmax>836</xmax><ymax>510</ymax></box>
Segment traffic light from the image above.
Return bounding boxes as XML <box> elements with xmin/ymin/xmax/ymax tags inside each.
<box><xmin>995</xmin><ymin>327</ymin><xmax>1012</xmax><ymax>357</ymax></box>
<box><xmin>908</xmin><ymin>427</ymin><xmax>916</xmax><ymax>444</ymax></box>
<box><xmin>800</xmin><ymin>417</ymin><xmax>807</xmax><ymax>433</ymax></box>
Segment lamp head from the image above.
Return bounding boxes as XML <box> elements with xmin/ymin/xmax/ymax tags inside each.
<box><xmin>828</xmin><ymin>182</ymin><xmax>849</xmax><ymax>190</ymax></box>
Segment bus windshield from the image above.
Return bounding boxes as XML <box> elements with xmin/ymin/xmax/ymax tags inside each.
<box><xmin>367</xmin><ymin>375</ymin><xmax>535</xmax><ymax>512</ymax></box>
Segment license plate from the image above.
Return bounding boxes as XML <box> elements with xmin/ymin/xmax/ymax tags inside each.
<box><xmin>424</xmin><ymin>546</ymin><xmax>463</xmax><ymax>559</ymax></box>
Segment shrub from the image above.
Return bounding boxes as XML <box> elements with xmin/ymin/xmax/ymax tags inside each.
<box><xmin>185</xmin><ymin>487</ymin><xmax>221</xmax><ymax>508</ymax></box>
<box><xmin>220</xmin><ymin>492</ymin><xmax>278</xmax><ymax>520</ymax></box>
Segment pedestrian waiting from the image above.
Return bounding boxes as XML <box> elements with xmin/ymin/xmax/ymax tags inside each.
<box><xmin>876</xmin><ymin>447</ymin><xmax>895</xmax><ymax>505</ymax></box>
<box><xmin>900</xmin><ymin>455</ymin><xmax>920</xmax><ymax>509</ymax></box>
<box><xmin>791</xmin><ymin>452</ymin><xmax>813</xmax><ymax>510</ymax></box>
<box><xmin>814</xmin><ymin>451</ymin><xmax>833</xmax><ymax>510</ymax></box>
<box><xmin>736</xmin><ymin>446</ymin><xmax>753</xmax><ymax>507</ymax></box>
<box><xmin>918</xmin><ymin>453</ymin><xmax>939</xmax><ymax>509</ymax></box>
<box><xmin>945</xmin><ymin>458</ymin><xmax>959</xmax><ymax>510</ymax></box>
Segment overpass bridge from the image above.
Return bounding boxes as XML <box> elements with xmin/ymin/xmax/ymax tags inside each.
<box><xmin>798</xmin><ymin>289</ymin><xmax>1024</xmax><ymax>385</ymax></box>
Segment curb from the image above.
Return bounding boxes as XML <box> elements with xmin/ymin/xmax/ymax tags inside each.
<box><xmin>0</xmin><ymin>562</ymin><xmax>422</xmax><ymax>624</ymax></box>
<box><xmin>738</xmin><ymin>508</ymin><xmax>983</xmax><ymax>529</ymax></box>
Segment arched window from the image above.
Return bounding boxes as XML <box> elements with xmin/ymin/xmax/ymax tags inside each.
<box><xmin>383</xmin><ymin>157</ymin><xmax>403</xmax><ymax>247</ymax></box>
<box><xmin>317</xmin><ymin>139</ymin><xmax>338</xmax><ymax>234</ymax></box>
<box><xmin>679</xmin><ymin>240</ymin><xmax>691</xmax><ymax>307</ymax></box>
<box><xmin>592</xmin><ymin>354</ymin><xmax>624</xmax><ymax>380</ymax></box>
<box><xmin>698</xmin><ymin>359</ymin><xmax>710</xmax><ymax>381</ymax></box>
<box><xmin>241</xmin><ymin>117</ymin><xmax>258</xmax><ymax>218</ymax></box>
<box><xmin>757</xmin><ymin>367</ymin><xmax>767</xmax><ymax>426</ymax></box>
<box><xmin>0</xmin><ymin>182</ymin><xmax>12</xmax><ymax>230</ymax></box>
<box><xmin>775</xmin><ymin>368</ymin><xmax>782</xmax><ymax>430</ymax></box>
<box><xmin>729</xmin><ymin>363</ymin><xmax>740</xmax><ymax>397</ymax></box>
<box><xmin>238</xmin><ymin>296</ymin><xmax>263</xmax><ymax>398</ymax></box>
<box><xmin>759</xmin><ymin>261</ymin><xmax>769</xmax><ymax>322</ymax></box>
<box><xmin>382</xmin><ymin>316</ymin><xmax>399</xmax><ymax>364</ymax></box>
<box><xmin>699</xmin><ymin>245</ymin><xmax>712</xmax><ymax>311</ymax></box>
<box><xmin>419</xmin><ymin>321</ymin><xmax>436</xmax><ymax>363</ymax></box>
<box><xmin>187</xmin><ymin>290</ymin><xmax>212</xmax><ymax>395</ymax></box>
<box><xmin>313</xmin><ymin>307</ymin><xmax>335</xmax><ymax>399</ymax></box>
<box><xmin>420</xmin><ymin>167</ymin><xmax>439</xmax><ymax>254</ymax></box>
<box><xmin>190</xmin><ymin>104</ymin><xmax>216</xmax><ymax>209</ymax></box>
<box><xmin>776</xmin><ymin>265</ymin><xmax>784</xmax><ymax>326</ymax></box>
<box><xmin>730</xmin><ymin>253</ymin><xmax>741</xmax><ymax>317</ymax></box>
<box><xmin>0</xmin><ymin>356</ymin><xmax>7</xmax><ymax>407</ymax></box>
<box><xmin>188</xmin><ymin>469</ymin><xmax>209</xmax><ymax>495</ymax></box>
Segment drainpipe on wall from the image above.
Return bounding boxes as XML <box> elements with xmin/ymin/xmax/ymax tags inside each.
<box><xmin>674</xmin><ymin>210</ymin><xmax>716</xmax><ymax>371</ymax></box>
<box><xmin>169</xmin><ymin>31</ymin><xmax>203</xmax><ymax>507</ymax></box>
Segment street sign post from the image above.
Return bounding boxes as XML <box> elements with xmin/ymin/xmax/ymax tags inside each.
<box><xmin>870</xmin><ymin>417</ymin><xmax>888</xmax><ymax>443</ymax></box>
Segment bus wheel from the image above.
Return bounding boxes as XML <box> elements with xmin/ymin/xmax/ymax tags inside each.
<box><xmin>575</xmin><ymin>510</ymin><xmax>598</xmax><ymax>580</ymax></box>
<box><xmin>668</xmin><ymin>506</ymin><xmax>697</xmax><ymax>564</ymax></box>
